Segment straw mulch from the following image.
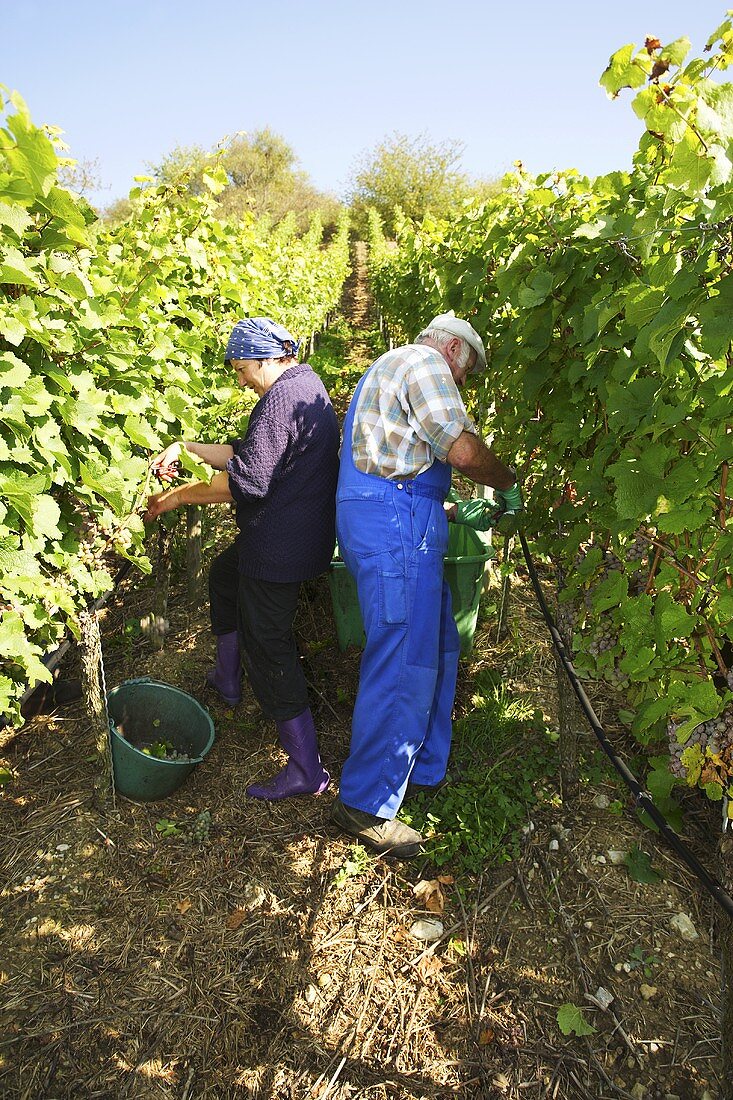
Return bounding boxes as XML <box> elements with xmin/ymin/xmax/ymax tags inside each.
<box><xmin>0</xmin><ymin>527</ymin><xmax>724</xmax><ymax>1099</ymax></box>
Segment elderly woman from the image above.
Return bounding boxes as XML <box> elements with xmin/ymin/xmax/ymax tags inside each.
<box><xmin>145</xmin><ymin>317</ymin><xmax>339</xmax><ymax>801</ymax></box>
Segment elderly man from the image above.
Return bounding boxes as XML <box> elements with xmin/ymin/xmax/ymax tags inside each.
<box><xmin>146</xmin><ymin>317</ymin><xmax>339</xmax><ymax>801</ymax></box>
<box><xmin>331</xmin><ymin>312</ymin><xmax>521</xmax><ymax>858</ymax></box>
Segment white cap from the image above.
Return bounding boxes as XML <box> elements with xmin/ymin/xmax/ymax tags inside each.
<box><xmin>423</xmin><ymin>310</ymin><xmax>487</xmax><ymax>374</ymax></box>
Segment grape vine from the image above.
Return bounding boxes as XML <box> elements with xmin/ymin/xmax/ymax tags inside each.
<box><xmin>366</xmin><ymin>19</ymin><xmax>733</xmax><ymax>807</ymax></box>
<box><xmin>0</xmin><ymin>88</ymin><xmax>350</xmax><ymax>727</ymax></box>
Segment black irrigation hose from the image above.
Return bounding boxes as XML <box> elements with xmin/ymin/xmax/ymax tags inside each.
<box><xmin>518</xmin><ymin>531</ymin><xmax>733</xmax><ymax>923</ymax></box>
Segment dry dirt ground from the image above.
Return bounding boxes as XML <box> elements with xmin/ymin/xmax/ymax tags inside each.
<box><xmin>0</xmin><ymin>528</ymin><xmax>725</xmax><ymax>1100</ymax></box>
<box><xmin>0</xmin><ymin>245</ymin><xmax>726</xmax><ymax>1098</ymax></box>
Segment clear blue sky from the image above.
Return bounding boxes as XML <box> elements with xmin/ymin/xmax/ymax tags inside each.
<box><xmin>2</xmin><ymin>0</ymin><xmax>727</xmax><ymax>209</ymax></box>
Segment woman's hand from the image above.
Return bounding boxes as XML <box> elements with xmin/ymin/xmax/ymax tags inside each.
<box><xmin>150</xmin><ymin>442</ymin><xmax>184</xmax><ymax>483</ymax></box>
<box><xmin>144</xmin><ymin>489</ymin><xmax>181</xmax><ymax>521</ymax></box>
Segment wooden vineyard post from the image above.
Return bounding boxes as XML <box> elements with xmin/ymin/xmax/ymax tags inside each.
<box><xmin>78</xmin><ymin>609</ymin><xmax>115</xmax><ymax>809</ymax></box>
<box><xmin>186</xmin><ymin>505</ymin><xmax>203</xmax><ymax>612</ymax></box>
<box><xmin>495</xmin><ymin>531</ymin><xmax>512</xmax><ymax>645</ymax></box>
<box><xmin>149</xmin><ymin>521</ymin><xmax>174</xmax><ymax>650</ymax></box>
<box><xmin>721</xmin><ymin>831</ymin><xmax>733</xmax><ymax>1099</ymax></box>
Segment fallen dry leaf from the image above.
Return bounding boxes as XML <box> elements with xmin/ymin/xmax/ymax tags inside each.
<box><xmin>226</xmin><ymin>909</ymin><xmax>247</xmax><ymax>930</ymax></box>
<box><xmin>479</xmin><ymin>1027</ymin><xmax>496</xmax><ymax>1046</ymax></box>
<box><xmin>413</xmin><ymin>878</ymin><xmax>446</xmax><ymax>914</ymax></box>
<box><xmin>176</xmin><ymin>898</ymin><xmax>192</xmax><ymax>915</ymax></box>
<box><xmin>416</xmin><ymin>955</ymin><xmax>443</xmax><ymax>982</ymax></box>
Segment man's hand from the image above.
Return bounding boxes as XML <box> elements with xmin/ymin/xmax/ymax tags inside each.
<box><xmin>150</xmin><ymin>442</ymin><xmax>183</xmax><ymax>484</ymax></box>
<box><xmin>493</xmin><ymin>482</ymin><xmax>525</xmax><ymax>535</ymax></box>
<box><xmin>493</xmin><ymin>482</ymin><xmax>524</xmax><ymax>515</ymax></box>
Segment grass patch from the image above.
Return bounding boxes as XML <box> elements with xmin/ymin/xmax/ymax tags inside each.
<box><xmin>401</xmin><ymin>671</ymin><xmax>558</xmax><ymax>872</ymax></box>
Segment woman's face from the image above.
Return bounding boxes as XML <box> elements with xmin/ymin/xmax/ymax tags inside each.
<box><xmin>231</xmin><ymin>358</ymin><xmax>265</xmax><ymax>394</ymax></box>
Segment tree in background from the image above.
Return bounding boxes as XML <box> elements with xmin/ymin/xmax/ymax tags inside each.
<box><xmin>347</xmin><ymin>132</ymin><xmax>500</xmax><ymax>237</ymax></box>
<box><xmin>142</xmin><ymin>128</ymin><xmax>341</xmax><ymax>231</ymax></box>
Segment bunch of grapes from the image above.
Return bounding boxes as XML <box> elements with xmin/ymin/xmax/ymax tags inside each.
<box><xmin>556</xmin><ymin>602</ymin><xmax>578</xmax><ymax>635</ymax></box>
<box><xmin>582</xmin><ymin>549</ymin><xmax>624</xmax><ymax>611</ymax></box>
<box><xmin>587</xmin><ymin>624</ymin><xmax>618</xmax><ymax>658</ymax></box>
<box><xmin>606</xmin><ymin>663</ymin><xmax>629</xmax><ymax>687</ymax></box>
<box><xmin>667</xmin><ymin>718</ymin><xmax>705</xmax><ymax>778</ymax></box>
<box><xmin>624</xmin><ymin>530</ymin><xmax>649</xmax><ymax>567</ymax></box>
<box><xmin>188</xmin><ymin>810</ymin><xmax>212</xmax><ymax>844</ymax></box>
<box><xmin>667</xmin><ymin>706</ymin><xmax>733</xmax><ymax>782</ymax></box>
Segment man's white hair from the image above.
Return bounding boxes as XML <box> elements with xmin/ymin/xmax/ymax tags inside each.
<box><xmin>416</xmin><ymin>327</ymin><xmax>471</xmax><ymax>368</ymax></box>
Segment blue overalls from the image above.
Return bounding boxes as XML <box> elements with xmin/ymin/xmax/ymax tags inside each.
<box><xmin>336</xmin><ymin>371</ymin><xmax>461</xmax><ymax>819</ymax></box>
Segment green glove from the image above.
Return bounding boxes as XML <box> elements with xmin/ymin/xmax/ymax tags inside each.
<box><xmin>493</xmin><ymin>482</ymin><xmax>523</xmax><ymax>515</ymax></box>
<box><xmin>454</xmin><ymin>499</ymin><xmax>496</xmax><ymax>531</ymax></box>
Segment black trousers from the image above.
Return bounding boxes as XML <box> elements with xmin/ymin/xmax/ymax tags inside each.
<box><xmin>208</xmin><ymin>544</ymin><xmax>309</xmax><ymax>721</ymax></box>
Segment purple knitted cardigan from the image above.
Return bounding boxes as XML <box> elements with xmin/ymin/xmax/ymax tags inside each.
<box><xmin>226</xmin><ymin>364</ymin><xmax>339</xmax><ymax>583</ymax></box>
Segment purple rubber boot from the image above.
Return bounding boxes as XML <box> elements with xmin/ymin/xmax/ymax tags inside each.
<box><xmin>205</xmin><ymin>631</ymin><xmax>242</xmax><ymax>705</ymax></box>
<box><xmin>246</xmin><ymin>708</ymin><xmax>330</xmax><ymax>800</ymax></box>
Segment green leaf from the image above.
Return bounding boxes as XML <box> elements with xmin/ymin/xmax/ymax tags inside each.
<box><xmin>518</xmin><ymin>271</ymin><xmax>553</xmax><ymax>308</ymax></box>
<box><xmin>624</xmin><ymin>847</ymin><xmax>663</xmax><ymax>884</ymax></box>
<box><xmin>185</xmin><ymin>237</ymin><xmax>209</xmax><ymax>270</ymax></box>
<box><xmin>557</xmin><ymin>1003</ymin><xmax>596</xmax><ymax>1037</ymax></box>
<box><xmin>29</xmin><ymin>493</ymin><xmax>61</xmax><ymax>539</ymax></box>
<box><xmin>0</xmin><ymin>200</ymin><xmax>32</xmax><ymax>238</ymax></box>
<box><xmin>79</xmin><ymin>461</ymin><xmax>127</xmax><ymax>515</ymax></box>
<box><xmin>653</xmin><ymin>592</ymin><xmax>695</xmax><ymax>647</ymax></box>
<box><xmin>646</xmin><ymin>757</ymin><xmax>679</xmax><ymax>808</ymax></box>
<box><xmin>123</xmin><ymin>415</ymin><xmax>162</xmax><ymax>450</ymax></box>
<box><xmin>660</xmin><ymin>36</ymin><xmax>691</xmax><ymax>68</ymax></box>
<box><xmin>664</xmin><ymin>133</ymin><xmax>713</xmax><ymax>193</ymax></box>
<box><xmin>702</xmin><ymin>781</ymin><xmax>723</xmax><ymax>801</ymax></box>
<box><xmin>599</xmin><ymin>44</ymin><xmax>650</xmax><ymax>97</ymax></box>
<box><xmin>590</xmin><ymin>570</ymin><xmax>628</xmax><ymax>614</ymax></box>
<box><xmin>0</xmin><ymin>246</ymin><xmax>41</xmax><ymax>288</ymax></box>
<box><xmin>624</xmin><ymin>287</ymin><xmax>665</xmax><ymax>329</ymax></box>
<box><xmin>0</xmin><ymin>351</ymin><xmax>31</xmax><ymax>389</ymax></box>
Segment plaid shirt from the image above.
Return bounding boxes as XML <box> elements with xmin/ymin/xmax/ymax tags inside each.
<box><xmin>351</xmin><ymin>344</ymin><xmax>476</xmax><ymax>478</ymax></box>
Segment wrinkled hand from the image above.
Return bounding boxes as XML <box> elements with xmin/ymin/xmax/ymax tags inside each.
<box><xmin>150</xmin><ymin>442</ymin><xmax>183</xmax><ymax>484</ymax></box>
<box><xmin>143</xmin><ymin>490</ymin><xmax>180</xmax><ymax>522</ymax></box>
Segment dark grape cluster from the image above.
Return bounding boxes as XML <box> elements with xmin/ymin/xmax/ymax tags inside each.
<box><xmin>667</xmin><ymin>705</ymin><xmax>733</xmax><ymax>780</ymax></box>
<box><xmin>624</xmin><ymin>531</ymin><xmax>649</xmax><ymax>566</ymax></box>
<box><xmin>587</xmin><ymin>624</ymin><xmax>617</xmax><ymax>658</ymax></box>
<box><xmin>667</xmin><ymin>718</ymin><xmax>703</xmax><ymax>778</ymax></box>
<box><xmin>188</xmin><ymin>810</ymin><xmax>212</xmax><ymax>844</ymax></box>
<box><xmin>606</xmin><ymin>665</ymin><xmax>629</xmax><ymax>687</ymax></box>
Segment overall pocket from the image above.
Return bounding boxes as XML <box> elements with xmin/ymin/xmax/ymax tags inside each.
<box><xmin>410</xmin><ymin>496</ymin><xmax>449</xmax><ymax>554</ymax></box>
<box><xmin>337</xmin><ymin>490</ymin><xmax>399</xmax><ymax>558</ymax></box>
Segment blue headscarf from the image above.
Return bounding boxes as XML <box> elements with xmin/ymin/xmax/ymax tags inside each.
<box><xmin>224</xmin><ymin>317</ymin><xmax>300</xmax><ymax>362</ymax></box>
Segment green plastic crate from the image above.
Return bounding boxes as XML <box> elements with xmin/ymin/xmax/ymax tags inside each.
<box><xmin>328</xmin><ymin>522</ymin><xmax>493</xmax><ymax>657</ymax></box>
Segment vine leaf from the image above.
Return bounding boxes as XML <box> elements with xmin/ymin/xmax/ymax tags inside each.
<box><xmin>624</xmin><ymin>847</ymin><xmax>663</xmax><ymax>884</ymax></box>
<box><xmin>557</xmin><ymin>1003</ymin><xmax>596</xmax><ymax>1036</ymax></box>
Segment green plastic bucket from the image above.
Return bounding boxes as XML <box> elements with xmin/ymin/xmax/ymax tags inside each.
<box><xmin>107</xmin><ymin>678</ymin><xmax>215</xmax><ymax>801</ymax></box>
<box><xmin>328</xmin><ymin>520</ymin><xmax>493</xmax><ymax>657</ymax></box>
<box><xmin>444</xmin><ymin>524</ymin><xmax>494</xmax><ymax>656</ymax></box>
